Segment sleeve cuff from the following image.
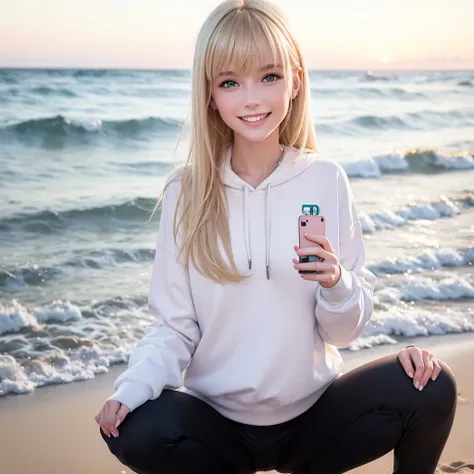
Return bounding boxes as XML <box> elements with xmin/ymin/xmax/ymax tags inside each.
<box><xmin>319</xmin><ymin>265</ymin><xmax>355</xmax><ymax>304</ymax></box>
<box><xmin>106</xmin><ymin>381</ymin><xmax>152</xmax><ymax>412</ymax></box>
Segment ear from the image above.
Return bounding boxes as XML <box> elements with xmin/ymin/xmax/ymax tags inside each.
<box><xmin>210</xmin><ymin>97</ymin><xmax>217</xmax><ymax>110</ymax></box>
<box><xmin>291</xmin><ymin>67</ymin><xmax>303</xmax><ymax>100</ymax></box>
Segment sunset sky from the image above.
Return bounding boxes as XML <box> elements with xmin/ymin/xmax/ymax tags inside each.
<box><xmin>1</xmin><ymin>0</ymin><xmax>473</xmax><ymax>70</ymax></box>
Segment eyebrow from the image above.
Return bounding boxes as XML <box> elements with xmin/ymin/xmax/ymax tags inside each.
<box><xmin>217</xmin><ymin>63</ymin><xmax>283</xmax><ymax>78</ymax></box>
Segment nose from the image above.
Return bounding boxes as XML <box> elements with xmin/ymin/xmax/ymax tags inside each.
<box><xmin>245</xmin><ymin>84</ymin><xmax>261</xmax><ymax>108</ymax></box>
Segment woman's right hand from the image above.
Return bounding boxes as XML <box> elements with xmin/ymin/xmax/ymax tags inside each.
<box><xmin>95</xmin><ymin>400</ymin><xmax>130</xmax><ymax>438</ymax></box>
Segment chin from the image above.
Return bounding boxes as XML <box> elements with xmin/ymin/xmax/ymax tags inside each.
<box><xmin>234</xmin><ymin>132</ymin><xmax>276</xmax><ymax>144</ymax></box>
<box><xmin>233</xmin><ymin>123</ymin><xmax>280</xmax><ymax>143</ymax></box>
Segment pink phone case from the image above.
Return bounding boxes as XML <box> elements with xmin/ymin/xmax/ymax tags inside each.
<box><xmin>298</xmin><ymin>215</ymin><xmax>326</xmax><ymax>273</ymax></box>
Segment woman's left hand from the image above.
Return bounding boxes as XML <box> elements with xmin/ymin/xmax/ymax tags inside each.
<box><xmin>293</xmin><ymin>233</ymin><xmax>341</xmax><ymax>289</ymax></box>
<box><xmin>398</xmin><ymin>345</ymin><xmax>443</xmax><ymax>391</ymax></box>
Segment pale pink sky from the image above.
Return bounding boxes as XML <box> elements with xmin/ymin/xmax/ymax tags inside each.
<box><xmin>1</xmin><ymin>0</ymin><xmax>473</xmax><ymax>70</ymax></box>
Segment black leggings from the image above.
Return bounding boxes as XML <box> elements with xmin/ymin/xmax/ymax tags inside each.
<box><xmin>100</xmin><ymin>354</ymin><xmax>457</xmax><ymax>474</ymax></box>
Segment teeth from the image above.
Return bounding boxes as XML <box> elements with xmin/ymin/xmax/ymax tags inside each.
<box><xmin>241</xmin><ymin>113</ymin><xmax>269</xmax><ymax>123</ymax></box>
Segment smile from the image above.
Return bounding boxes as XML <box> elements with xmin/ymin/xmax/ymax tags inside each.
<box><xmin>239</xmin><ymin>113</ymin><xmax>271</xmax><ymax>123</ymax></box>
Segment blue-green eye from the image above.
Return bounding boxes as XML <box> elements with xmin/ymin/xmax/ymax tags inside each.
<box><xmin>220</xmin><ymin>80</ymin><xmax>237</xmax><ymax>88</ymax></box>
<box><xmin>263</xmin><ymin>73</ymin><xmax>281</xmax><ymax>82</ymax></box>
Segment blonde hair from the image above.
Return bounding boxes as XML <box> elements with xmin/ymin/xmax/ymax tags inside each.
<box><xmin>152</xmin><ymin>0</ymin><xmax>318</xmax><ymax>284</ymax></box>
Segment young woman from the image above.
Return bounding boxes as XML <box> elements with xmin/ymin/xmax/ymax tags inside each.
<box><xmin>96</xmin><ymin>1</ymin><xmax>457</xmax><ymax>472</ymax></box>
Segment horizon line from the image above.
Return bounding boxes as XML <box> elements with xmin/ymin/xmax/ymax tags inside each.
<box><xmin>1</xmin><ymin>66</ymin><xmax>473</xmax><ymax>72</ymax></box>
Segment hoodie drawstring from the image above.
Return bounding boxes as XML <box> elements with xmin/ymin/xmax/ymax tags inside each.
<box><xmin>242</xmin><ymin>184</ymin><xmax>272</xmax><ymax>280</ymax></box>
<box><xmin>243</xmin><ymin>186</ymin><xmax>252</xmax><ymax>271</ymax></box>
<box><xmin>265</xmin><ymin>183</ymin><xmax>272</xmax><ymax>280</ymax></box>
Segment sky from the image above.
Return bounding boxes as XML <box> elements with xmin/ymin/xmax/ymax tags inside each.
<box><xmin>1</xmin><ymin>0</ymin><xmax>473</xmax><ymax>70</ymax></box>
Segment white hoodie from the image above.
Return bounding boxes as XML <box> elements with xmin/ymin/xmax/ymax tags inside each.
<box><xmin>107</xmin><ymin>145</ymin><xmax>377</xmax><ymax>425</ymax></box>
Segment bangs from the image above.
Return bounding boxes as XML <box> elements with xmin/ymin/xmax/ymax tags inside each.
<box><xmin>205</xmin><ymin>9</ymin><xmax>289</xmax><ymax>82</ymax></box>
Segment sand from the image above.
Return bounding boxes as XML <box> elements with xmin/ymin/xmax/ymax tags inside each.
<box><xmin>0</xmin><ymin>333</ymin><xmax>473</xmax><ymax>474</ymax></box>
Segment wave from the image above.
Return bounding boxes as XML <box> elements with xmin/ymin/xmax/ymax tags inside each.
<box><xmin>349</xmin><ymin>306</ymin><xmax>474</xmax><ymax>351</ymax></box>
<box><xmin>0</xmin><ymin>293</ymin><xmax>152</xmax><ymax>397</ymax></box>
<box><xmin>29</xmin><ymin>86</ymin><xmax>78</xmax><ymax>98</ymax></box>
<box><xmin>1</xmin><ymin>188</ymin><xmax>473</xmax><ymax>238</ymax></box>
<box><xmin>4</xmin><ymin>85</ymin><xmax>189</xmax><ymax>100</ymax></box>
<box><xmin>1</xmin><ymin>294</ymin><xmax>473</xmax><ymax>397</ymax></box>
<box><xmin>0</xmin><ymin>197</ymin><xmax>159</xmax><ymax>234</ymax></box>
<box><xmin>0</xmin><ymin>295</ymin><xmax>148</xmax><ymax>336</ymax></box>
<box><xmin>120</xmin><ymin>87</ymin><xmax>190</xmax><ymax>98</ymax></box>
<box><xmin>361</xmin><ymin>71</ymin><xmax>397</xmax><ymax>82</ymax></box>
<box><xmin>311</xmin><ymin>86</ymin><xmax>427</xmax><ymax>100</ymax></box>
<box><xmin>360</xmin><ymin>192</ymin><xmax>474</xmax><ymax>233</ymax></box>
<box><xmin>369</xmin><ymin>247</ymin><xmax>474</xmax><ymax>276</ymax></box>
<box><xmin>374</xmin><ymin>274</ymin><xmax>474</xmax><ymax>304</ymax></box>
<box><xmin>4</xmin><ymin>243</ymin><xmax>472</xmax><ymax>292</ymax></box>
<box><xmin>0</xmin><ymin>247</ymin><xmax>154</xmax><ymax>289</ymax></box>
<box><xmin>320</xmin><ymin>108</ymin><xmax>474</xmax><ymax>134</ymax></box>
<box><xmin>342</xmin><ymin>148</ymin><xmax>474</xmax><ymax>178</ymax></box>
<box><xmin>0</xmin><ymin>114</ymin><xmax>183</xmax><ymax>147</ymax></box>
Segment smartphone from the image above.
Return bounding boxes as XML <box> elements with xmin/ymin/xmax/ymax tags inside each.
<box><xmin>298</xmin><ymin>215</ymin><xmax>326</xmax><ymax>274</ymax></box>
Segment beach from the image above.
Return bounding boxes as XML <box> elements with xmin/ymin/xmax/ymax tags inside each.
<box><xmin>1</xmin><ymin>67</ymin><xmax>474</xmax><ymax>473</ymax></box>
<box><xmin>0</xmin><ymin>333</ymin><xmax>472</xmax><ymax>474</ymax></box>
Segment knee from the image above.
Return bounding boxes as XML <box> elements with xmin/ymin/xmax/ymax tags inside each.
<box><xmin>422</xmin><ymin>361</ymin><xmax>457</xmax><ymax>420</ymax></box>
<box><xmin>99</xmin><ymin>422</ymin><xmax>175</xmax><ymax>470</ymax></box>
<box><xmin>100</xmin><ymin>424</ymin><xmax>219</xmax><ymax>474</ymax></box>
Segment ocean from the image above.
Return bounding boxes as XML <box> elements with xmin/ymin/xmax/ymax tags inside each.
<box><xmin>0</xmin><ymin>68</ymin><xmax>473</xmax><ymax>398</ymax></box>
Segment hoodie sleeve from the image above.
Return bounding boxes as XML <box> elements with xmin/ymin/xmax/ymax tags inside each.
<box><xmin>106</xmin><ymin>175</ymin><xmax>201</xmax><ymax>412</ymax></box>
<box><xmin>314</xmin><ymin>164</ymin><xmax>377</xmax><ymax>348</ymax></box>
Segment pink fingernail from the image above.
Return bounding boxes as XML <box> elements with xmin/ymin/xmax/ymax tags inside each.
<box><xmin>408</xmin><ymin>371</ymin><xmax>413</xmax><ymax>378</ymax></box>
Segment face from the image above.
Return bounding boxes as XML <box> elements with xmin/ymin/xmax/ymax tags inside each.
<box><xmin>210</xmin><ymin>44</ymin><xmax>301</xmax><ymax>144</ymax></box>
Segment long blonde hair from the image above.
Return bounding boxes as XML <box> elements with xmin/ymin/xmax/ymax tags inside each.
<box><xmin>152</xmin><ymin>0</ymin><xmax>318</xmax><ymax>284</ymax></box>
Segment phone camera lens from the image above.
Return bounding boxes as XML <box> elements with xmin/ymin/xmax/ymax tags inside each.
<box><xmin>301</xmin><ymin>221</ymin><xmax>306</xmax><ymax>226</ymax></box>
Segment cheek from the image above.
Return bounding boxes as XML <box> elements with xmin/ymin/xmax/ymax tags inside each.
<box><xmin>213</xmin><ymin>92</ymin><xmax>238</xmax><ymax>118</ymax></box>
<box><xmin>272</xmin><ymin>90</ymin><xmax>290</xmax><ymax>117</ymax></box>
<box><xmin>269</xmin><ymin>84</ymin><xmax>290</xmax><ymax>108</ymax></box>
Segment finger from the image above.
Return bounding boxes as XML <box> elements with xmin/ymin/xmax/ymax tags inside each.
<box><xmin>419</xmin><ymin>350</ymin><xmax>434</xmax><ymax>391</ymax></box>
<box><xmin>411</xmin><ymin>349</ymin><xmax>425</xmax><ymax>389</ymax></box>
<box><xmin>99</xmin><ymin>411</ymin><xmax>111</xmax><ymax>438</ymax></box>
<box><xmin>302</xmin><ymin>233</ymin><xmax>335</xmax><ymax>253</ymax></box>
<box><xmin>300</xmin><ymin>271</ymin><xmax>335</xmax><ymax>283</ymax></box>
<box><xmin>297</xmin><ymin>246</ymin><xmax>334</xmax><ymax>262</ymax></box>
<box><xmin>294</xmin><ymin>260</ymin><xmax>333</xmax><ymax>272</ymax></box>
<box><xmin>432</xmin><ymin>359</ymin><xmax>443</xmax><ymax>381</ymax></box>
<box><xmin>397</xmin><ymin>351</ymin><xmax>415</xmax><ymax>379</ymax></box>
<box><xmin>105</xmin><ymin>403</ymin><xmax>120</xmax><ymax>438</ymax></box>
<box><xmin>115</xmin><ymin>404</ymin><xmax>130</xmax><ymax>431</ymax></box>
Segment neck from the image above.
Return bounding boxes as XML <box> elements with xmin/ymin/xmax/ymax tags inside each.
<box><xmin>230</xmin><ymin>135</ymin><xmax>284</xmax><ymax>180</ymax></box>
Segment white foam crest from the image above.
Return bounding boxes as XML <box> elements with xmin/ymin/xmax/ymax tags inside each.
<box><xmin>342</xmin><ymin>150</ymin><xmax>474</xmax><ymax>178</ymax></box>
<box><xmin>343</xmin><ymin>159</ymin><xmax>382</xmax><ymax>178</ymax></box>
<box><xmin>373</xmin><ymin>275</ymin><xmax>474</xmax><ymax>303</ymax></box>
<box><xmin>75</xmin><ymin>118</ymin><xmax>103</xmax><ymax>132</ymax></box>
<box><xmin>0</xmin><ymin>339</ymin><xmax>136</xmax><ymax>397</ymax></box>
<box><xmin>0</xmin><ymin>354</ymin><xmax>36</xmax><ymax>396</ymax></box>
<box><xmin>342</xmin><ymin>151</ymin><xmax>412</xmax><ymax>178</ymax></box>
<box><xmin>0</xmin><ymin>299</ymin><xmax>39</xmax><ymax>336</ymax></box>
<box><xmin>370</xmin><ymin>247</ymin><xmax>472</xmax><ymax>275</ymax></box>
<box><xmin>34</xmin><ymin>300</ymin><xmax>82</xmax><ymax>324</ymax></box>
<box><xmin>347</xmin><ymin>306</ymin><xmax>474</xmax><ymax>350</ymax></box>
<box><xmin>400</xmin><ymin>276</ymin><xmax>474</xmax><ymax>301</ymax></box>
<box><xmin>359</xmin><ymin>195</ymin><xmax>464</xmax><ymax>233</ymax></box>
<box><xmin>347</xmin><ymin>334</ymin><xmax>398</xmax><ymax>351</ymax></box>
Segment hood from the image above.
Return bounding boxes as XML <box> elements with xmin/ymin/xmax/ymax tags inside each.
<box><xmin>219</xmin><ymin>145</ymin><xmax>316</xmax><ymax>280</ymax></box>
